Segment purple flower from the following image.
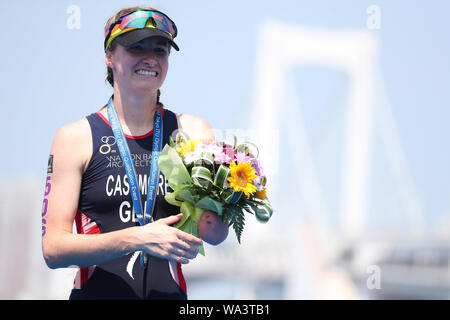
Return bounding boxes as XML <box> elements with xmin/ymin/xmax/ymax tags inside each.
<box><xmin>251</xmin><ymin>158</ymin><xmax>264</xmax><ymax>177</ymax></box>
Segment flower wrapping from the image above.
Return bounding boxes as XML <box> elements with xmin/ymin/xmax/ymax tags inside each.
<box><xmin>158</xmin><ymin>132</ymin><xmax>274</xmax><ymax>255</ymax></box>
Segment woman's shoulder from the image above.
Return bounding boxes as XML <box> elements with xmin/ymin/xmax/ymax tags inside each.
<box><xmin>51</xmin><ymin>117</ymin><xmax>93</xmax><ymax>172</ymax></box>
<box><xmin>54</xmin><ymin>117</ymin><xmax>91</xmax><ymax>144</ymax></box>
<box><xmin>175</xmin><ymin>112</ymin><xmax>214</xmax><ymax>140</ymax></box>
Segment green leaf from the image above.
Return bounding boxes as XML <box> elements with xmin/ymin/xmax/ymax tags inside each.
<box><xmin>177</xmin><ymin>188</ymin><xmax>198</xmax><ymax>204</ymax></box>
<box><xmin>169</xmin><ymin>135</ymin><xmax>175</xmax><ymax>147</ymax></box>
<box><xmin>158</xmin><ymin>145</ymin><xmax>192</xmax><ymax>189</ymax></box>
<box><xmin>230</xmin><ymin>208</ymin><xmax>245</xmax><ymax>244</ymax></box>
<box><xmin>195</xmin><ymin>196</ymin><xmax>223</xmax><ymax>216</ymax></box>
<box><xmin>164</xmin><ymin>191</ymin><xmax>183</xmax><ymax>207</ymax></box>
<box><xmin>236</xmin><ymin>141</ymin><xmax>259</xmax><ymax>158</ymax></box>
<box><xmin>192</xmin><ymin>206</ymin><xmax>205</xmax><ymax>223</ymax></box>
<box><xmin>191</xmin><ymin>166</ymin><xmax>213</xmax><ymax>188</ymax></box>
<box><xmin>175</xmin><ymin>201</ymin><xmax>196</xmax><ymax>230</ymax></box>
<box><xmin>245</xmin><ymin>199</ymin><xmax>273</xmax><ymax>223</ymax></box>
<box><xmin>175</xmin><ymin>130</ymin><xmax>191</xmax><ymax>144</ymax></box>
<box><xmin>213</xmin><ymin>165</ymin><xmax>230</xmax><ymax>189</ymax></box>
<box><xmin>194</xmin><ymin>151</ymin><xmax>214</xmax><ymax>169</ymax></box>
<box><xmin>177</xmin><ymin>216</ymin><xmax>205</xmax><ymax>256</ymax></box>
<box><xmin>226</xmin><ymin>191</ymin><xmax>243</xmax><ymax>204</ymax></box>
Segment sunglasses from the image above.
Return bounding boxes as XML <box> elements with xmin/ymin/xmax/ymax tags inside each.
<box><xmin>104</xmin><ymin>10</ymin><xmax>178</xmax><ymax>51</ymax></box>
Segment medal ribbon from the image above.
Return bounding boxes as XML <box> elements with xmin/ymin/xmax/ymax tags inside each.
<box><xmin>107</xmin><ymin>96</ymin><xmax>163</xmax><ymax>267</ymax></box>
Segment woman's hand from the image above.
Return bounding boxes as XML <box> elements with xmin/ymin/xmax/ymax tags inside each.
<box><xmin>137</xmin><ymin>213</ymin><xmax>203</xmax><ymax>264</ymax></box>
<box><xmin>198</xmin><ymin>210</ymin><xmax>229</xmax><ymax>246</ymax></box>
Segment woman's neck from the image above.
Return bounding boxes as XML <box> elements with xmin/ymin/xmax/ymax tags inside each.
<box><xmin>112</xmin><ymin>88</ymin><xmax>159</xmax><ymax>136</ymax></box>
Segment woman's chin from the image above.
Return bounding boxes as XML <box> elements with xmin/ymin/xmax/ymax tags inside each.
<box><xmin>124</xmin><ymin>79</ymin><xmax>162</xmax><ymax>94</ymax></box>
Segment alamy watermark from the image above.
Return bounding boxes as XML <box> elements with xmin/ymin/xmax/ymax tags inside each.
<box><xmin>66</xmin><ymin>5</ymin><xmax>81</xmax><ymax>30</ymax></box>
<box><xmin>366</xmin><ymin>264</ymin><xmax>381</xmax><ymax>290</ymax></box>
<box><xmin>366</xmin><ymin>5</ymin><xmax>381</xmax><ymax>30</ymax></box>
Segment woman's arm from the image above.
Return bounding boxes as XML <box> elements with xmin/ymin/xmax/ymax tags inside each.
<box><xmin>176</xmin><ymin>113</ymin><xmax>215</xmax><ymax>140</ymax></box>
<box><xmin>42</xmin><ymin>120</ymin><xmax>201</xmax><ymax>269</ymax></box>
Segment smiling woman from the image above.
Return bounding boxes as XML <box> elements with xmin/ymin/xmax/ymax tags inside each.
<box><xmin>41</xmin><ymin>5</ymin><xmax>224</xmax><ymax>300</ymax></box>
<box><xmin>105</xmin><ymin>7</ymin><xmax>173</xmax><ymax>95</ymax></box>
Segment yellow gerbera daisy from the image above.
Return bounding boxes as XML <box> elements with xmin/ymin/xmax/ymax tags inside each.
<box><xmin>227</xmin><ymin>161</ymin><xmax>257</xmax><ymax>197</ymax></box>
<box><xmin>176</xmin><ymin>140</ymin><xmax>197</xmax><ymax>157</ymax></box>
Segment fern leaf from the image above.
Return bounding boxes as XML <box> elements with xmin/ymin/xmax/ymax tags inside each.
<box><xmin>232</xmin><ymin>209</ymin><xmax>245</xmax><ymax>244</ymax></box>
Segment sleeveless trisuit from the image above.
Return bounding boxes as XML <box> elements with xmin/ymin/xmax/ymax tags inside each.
<box><xmin>69</xmin><ymin>108</ymin><xmax>187</xmax><ymax>300</ymax></box>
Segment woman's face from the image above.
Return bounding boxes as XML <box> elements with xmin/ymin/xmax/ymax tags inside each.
<box><xmin>106</xmin><ymin>36</ymin><xmax>170</xmax><ymax>96</ymax></box>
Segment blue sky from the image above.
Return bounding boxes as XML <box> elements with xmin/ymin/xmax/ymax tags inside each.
<box><xmin>1</xmin><ymin>0</ymin><xmax>449</xmax><ymax>231</ymax></box>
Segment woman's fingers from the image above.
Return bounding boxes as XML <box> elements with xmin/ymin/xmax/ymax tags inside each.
<box><xmin>157</xmin><ymin>214</ymin><xmax>203</xmax><ymax>246</ymax></box>
<box><xmin>177</xmin><ymin>257</ymin><xmax>190</xmax><ymax>264</ymax></box>
<box><xmin>158</xmin><ymin>213</ymin><xmax>183</xmax><ymax>226</ymax></box>
<box><xmin>140</xmin><ymin>214</ymin><xmax>203</xmax><ymax>263</ymax></box>
<box><xmin>175</xmin><ymin>229</ymin><xmax>203</xmax><ymax>247</ymax></box>
<box><xmin>163</xmin><ymin>238</ymin><xmax>200</xmax><ymax>264</ymax></box>
<box><xmin>174</xmin><ymin>240</ymin><xmax>199</xmax><ymax>258</ymax></box>
<box><xmin>169</xmin><ymin>247</ymin><xmax>192</xmax><ymax>261</ymax></box>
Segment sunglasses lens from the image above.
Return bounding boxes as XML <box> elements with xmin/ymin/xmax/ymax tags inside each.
<box><xmin>120</xmin><ymin>12</ymin><xmax>148</xmax><ymax>29</ymax></box>
<box><xmin>151</xmin><ymin>12</ymin><xmax>175</xmax><ymax>35</ymax></box>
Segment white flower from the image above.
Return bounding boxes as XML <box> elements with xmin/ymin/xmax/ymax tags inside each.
<box><xmin>253</xmin><ymin>176</ymin><xmax>264</xmax><ymax>192</ymax></box>
<box><xmin>196</xmin><ymin>141</ymin><xmax>223</xmax><ymax>156</ymax></box>
<box><xmin>184</xmin><ymin>151</ymin><xmax>197</xmax><ymax>165</ymax></box>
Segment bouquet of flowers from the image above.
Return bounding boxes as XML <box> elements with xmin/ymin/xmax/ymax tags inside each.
<box><xmin>158</xmin><ymin>132</ymin><xmax>274</xmax><ymax>255</ymax></box>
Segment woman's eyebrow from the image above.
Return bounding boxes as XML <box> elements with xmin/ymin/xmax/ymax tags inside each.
<box><xmin>155</xmin><ymin>40</ymin><xmax>169</xmax><ymax>46</ymax></box>
<box><xmin>128</xmin><ymin>41</ymin><xmax>143</xmax><ymax>47</ymax></box>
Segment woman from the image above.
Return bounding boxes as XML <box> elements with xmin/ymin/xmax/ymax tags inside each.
<box><xmin>42</xmin><ymin>6</ymin><xmax>228</xmax><ymax>300</ymax></box>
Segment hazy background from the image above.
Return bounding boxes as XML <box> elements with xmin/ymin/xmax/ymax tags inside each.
<box><xmin>0</xmin><ymin>0</ymin><xmax>449</xmax><ymax>299</ymax></box>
